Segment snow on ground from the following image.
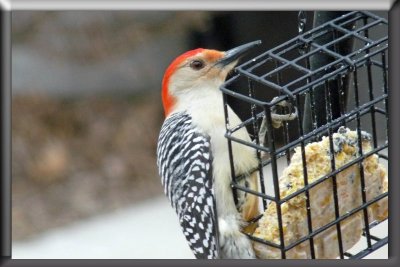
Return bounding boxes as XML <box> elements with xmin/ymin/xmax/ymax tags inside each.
<box><xmin>12</xmin><ymin>197</ymin><xmax>194</xmax><ymax>259</ymax></box>
<box><xmin>13</xmin><ymin>145</ymin><xmax>389</xmax><ymax>260</ymax></box>
<box><xmin>12</xmin><ymin>195</ymin><xmax>388</xmax><ymax>259</ymax></box>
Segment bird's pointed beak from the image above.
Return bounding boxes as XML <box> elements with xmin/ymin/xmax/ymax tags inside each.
<box><xmin>216</xmin><ymin>40</ymin><xmax>262</xmax><ymax>67</ymax></box>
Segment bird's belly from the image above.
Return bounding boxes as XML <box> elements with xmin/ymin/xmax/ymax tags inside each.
<box><xmin>190</xmin><ymin>105</ymin><xmax>257</xmax><ymax>217</ymax></box>
<box><xmin>189</xmin><ymin>105</ymin><xmax>257</xmax><ymax>176</ymax></box>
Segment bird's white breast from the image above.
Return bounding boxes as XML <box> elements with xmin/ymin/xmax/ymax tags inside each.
<box><xmin>172</xmin><ymin>86</ymin><xmax>258</xmax><ymax>217</ymax></box>
<box><xmin>174</xmin><ymin>86</ymin><xmax>257</xmax><ymax>174</ymax></box>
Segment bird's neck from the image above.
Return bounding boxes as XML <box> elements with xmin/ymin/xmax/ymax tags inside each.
<box><xmin>172</xmin><ymin>85</ymin><xmax>223</xmax><ymax>115</ymax></box>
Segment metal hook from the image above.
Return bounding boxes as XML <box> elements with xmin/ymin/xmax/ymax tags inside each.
<box><xmin>297</xmin><ymin>11</ymin><xmax>308</xmax><ymax>55</ymax></box>
<box><xmin>298</xmin><ymin>11</ymin><xmax>307</xmax><ymax>35</ymax></box>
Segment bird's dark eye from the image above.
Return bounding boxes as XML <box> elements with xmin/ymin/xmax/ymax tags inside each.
<box><xmin>190</xmin><ymin>60</ymin><xmax>205</xmax><ymax>70</ymax></box>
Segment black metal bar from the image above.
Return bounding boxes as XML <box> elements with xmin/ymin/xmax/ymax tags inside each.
<box><xmin>220</xmin><ymin>11</ymin><xmax>388</xmax><ymax>259</ymax></box>
<box><xmin>256</xmin><ymin>11</ymin><xmax>360</xmax><ymax>57</ymax></box>
<box><xmin>363</xmin><ymin>17</ymin><xmax>379</xmax><ymax>151</ymax></box>
<box><xmin>295</xmin><ymin>93</ymin><xmax>316</xmax><ymax>258</ymax></box>
<box><xmin>332</xmin><ymin>30</ymin><xmax>348</xmax><ymax>129</ymax></box>
<box><xmin>378</xmin><ymin>153</ymin><xmax>388</xmax><ymax>160</ymax></box>
<box><xmin>374</xmin><ymin>107</ymin><xmax>387</xmax><ymax>115</ymax></box>
<box><xmin>236</xmin><ymin>68</ymin><xmax>295</xmax><ymax>100</ymax></box>
<box><xmin>368</xmin><ymin>219</ymin><xmax>388</xmax><ymax>231</ymax></box>
<box><xmin>308</xmin><ymin>88</ymin><xmax>318</xmax><ymax>133</ymax></box>
<box><xmin>329</xmin><ymin>22</ymin><xmax>374</xmax><ymax>44</ymax></box>
<box><xmin>344</xmin><ymin>252</ymin><xmax>353</xmax><ymax>258</ymax></box>
<box><xmin>363</xmin><ymin>234</ymin><xmax>381</xmax><ymax>242</ymax></box>
<box><xmin>353</xmin><ymin>65</ymin><xmax>373</xmax><ymax>250</ymax></box>
<box><xmin>287</xmin><ymin>41</ymin><xmax>387</xmax><ymax>95</ymax></box>
<box><xmin>370</xmin><ymin>59</ymin><xmax>387</xmax><ymax>69</ymax></box>
<box><xmin>352</xmin><ymin>39</ymin><xmax>388</xmax><ymax>62</ymax></box>
<box><xmin>264</xmin><ymin>107</ymin><xmax>286</xmax><ymax>259</ymax></box>
<box><xmin>248</xmin><ymin>79</ymin><xmax>268</xmax><ymax>210</ymax></box>
<box><xmin>231</xmin><ymin>183</ymin><xmax>276</xmax><ymax>202</ymax></box>
<box><xmin>338</xmin><ymin>75</ymin><xmax>347</xmax><ymax>128</ymax></box>
<box><xmin>236</xmin><ymin>133</ymin><xmax>387</xmax><ymax>186</ymax></box>
<box><xmin>240</xmin><ymin>43</ymin><xmax>300</xmax><ymax>71</ymax></box>
<box><xmin>282</xmin><ymin>192</ymin><xmax>388</xmax><ymax>252</ymax></box>
<box><xmin>382</xmin><ymin>52</ymin><xmax>388</xmax><ymax>142</ymax></box>
<box><xmin>275</xmin><ymin>59</ymin><xmax>292</xmax><ymax>166</ymax></box>
<box><xmin>303</xmin><ymin>11</ymin><xmax>355</xmax><ymax>134</ymax></box>
<box><xmin>231</xmin><ymin>116</ymin><xmax>388</xmax><ymax>200</ymax></box>
<box><xmin>234</xmin><ymin>38</ymin><xmax>387</xmax><ymax>107</ymax></box>
<box><xmin>237</xmin><ymin>11</ymin><xmax>383</xmax><ymax>71</ymax></box>
<box><xmin>222</xmin><ymin>92</ymin><xmax>239</xmax><ymax>207</ymax></box>
<box><xmin>360</xmin><ymin>11</ymin><xmax>388</xmax><ymax>24</ymax></box>
<box><xmin>244</xmin><ymin>233</ymin><xmax>282</xmax><ymax>250</ymax></box>
<box><xmin>280</xmin><ymin>144</ymin><xmax>387</xmax><ymax>204</ymax></box>
<box><xmin>325</xmin><ymin>80</ymin><xmax>345</xmax><ymax>259</ymax></box>
<box><xmin>275</xmin><ymin>93</ymin><xmax>387</xmax><ymax>155</ymax></box>
<box><xmin>347</xmin><ymin>17</ymin><xmax>383</xmax><ymax>36</ymax></box>
<box><xmin>225</xmin><ymin>133</ymin><xmax>269</xmax><ymax>153</ymax></box>
<box><xmin>228</xmin><ymin>115</ymin><xmax>258</xmax><ymax>135</ymax></box>
<box><xmin>262</xmin><ymin>53</ymin><xmax>311</xmax><ymax>77</ymax></box>
<box><xmin>351</xmin><ymin>237</ymin><xmax>388</xmax><ymax>259</ymax></box>
<box><xmin>221</xmin><ymin>80</ymin><xmax>268</xmax><ymax>106</ymax></box>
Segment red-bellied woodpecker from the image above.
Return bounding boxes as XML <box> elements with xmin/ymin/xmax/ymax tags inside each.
<box><xmin>157</xmin><ymin>41</ymin><xmax>262</xmax><ymax>259</ymax></box>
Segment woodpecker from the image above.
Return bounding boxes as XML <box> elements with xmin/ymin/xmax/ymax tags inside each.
<box><xmin>157</xmin><ymin>41</ymin><xmax>262</xmax><ymax>259</ymax></box>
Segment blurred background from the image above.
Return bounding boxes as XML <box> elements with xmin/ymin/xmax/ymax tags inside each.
<box><xmin>11</xmin><ymin>11</ymin><xmax>388</xmax><ymax>259</ymax></box>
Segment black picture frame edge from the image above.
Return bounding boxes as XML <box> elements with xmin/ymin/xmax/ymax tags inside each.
<box><xmin>1</xmin><ymin>0</ymin><xmax>11</xmax><ymax>264</ymax></box>
<box><xmin>1</xmin><ymin>1</ymin><xmax>399</xmax><ymax>266</ymax></box>
<box><xmin>388</xmin><ymin>0</ymin><xmax>400</xmax><ymax>264</ymax></box>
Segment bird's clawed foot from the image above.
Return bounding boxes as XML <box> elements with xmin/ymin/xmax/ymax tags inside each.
<box><xmin>218</xmin><ymin>217</ymin><xmax>256</xmax><ymax>259</ymax></box>
<box><xmin>258</xmin><ymin>97</ymin><xmax>298</xmax><ymax>145</ymax></box>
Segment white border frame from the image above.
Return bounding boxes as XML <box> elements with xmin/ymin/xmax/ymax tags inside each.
<box><xmin>0</xmin><ymin>0</ymin><xmax>395</xmax><ymax>10</ymax></box>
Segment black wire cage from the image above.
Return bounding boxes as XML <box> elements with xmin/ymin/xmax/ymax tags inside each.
<box><xmin>221</xmin><ymin>11</ymin><xmax>388</xmax><ymax>259</ymax></box>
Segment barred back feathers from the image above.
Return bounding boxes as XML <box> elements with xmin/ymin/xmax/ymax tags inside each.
<box><xmin>157</xmin><ymin>112</ymin><xmax>218</xmax><ymax>259</ymax></box>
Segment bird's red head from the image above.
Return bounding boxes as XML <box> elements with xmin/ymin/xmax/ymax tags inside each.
<box><xmin>161</xmin><ymin>41</ymin><xmax>262</xmax><ymax>117</ymax></box>
<box><xmin>161</xmin><ymin>48</ymin><xmax>225</xmax><ymax>116</ymax></box>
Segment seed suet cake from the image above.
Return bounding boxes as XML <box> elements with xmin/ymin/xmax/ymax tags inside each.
<box><xmin>252</xmin><ymin>127</ymin><xmax>388</xmax><ymax>259</ymax></box>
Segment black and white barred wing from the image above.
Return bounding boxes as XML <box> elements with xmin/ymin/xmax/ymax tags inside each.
<box><xmin>157</xmin><ymin>112</ymin><xmax>218</xmax><ymax>259</ymax></box>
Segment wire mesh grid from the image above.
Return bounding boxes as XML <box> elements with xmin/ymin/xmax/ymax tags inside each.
<box><xmin>221</xmin><ymin>11</ymin><xmax>388</xmax><ymax>259</ymax></box>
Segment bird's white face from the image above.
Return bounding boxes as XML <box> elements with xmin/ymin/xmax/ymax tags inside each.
<box><xmin>167</xmin><ymin>50</ymin><xmax>238</xmax><ymax>97</ymax></box>
<box><xmin>162</xmin><ymin>41</ymin><xmax>261</xmax><ymax>116</ymax></box>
